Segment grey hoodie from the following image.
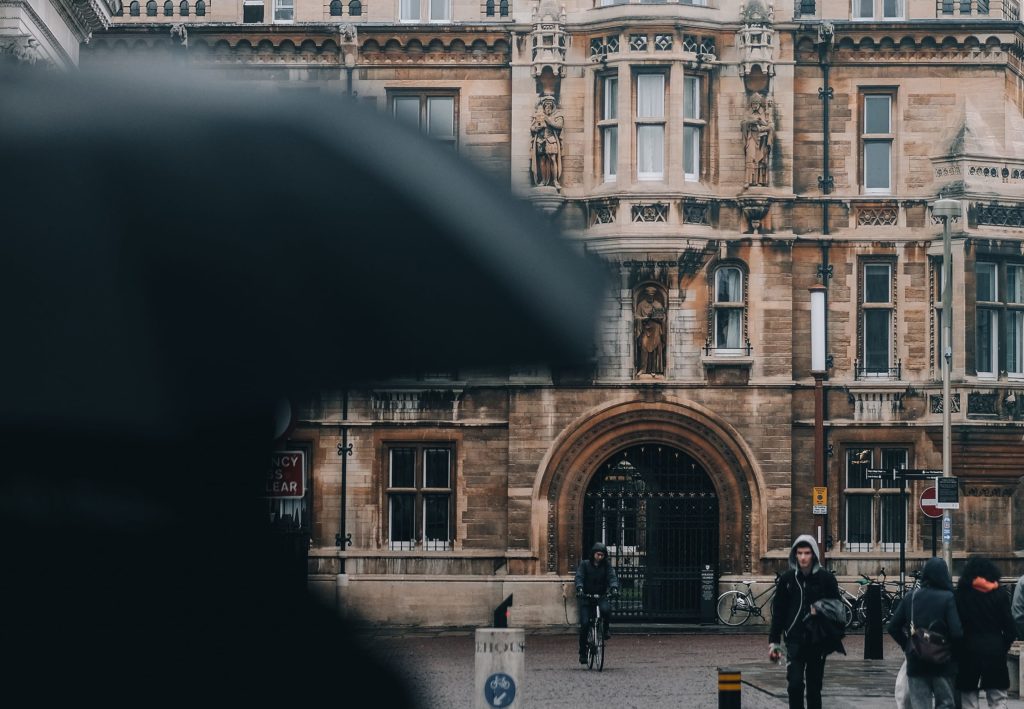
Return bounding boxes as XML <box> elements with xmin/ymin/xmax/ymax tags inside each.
<box><xmin>787</xmin><ymin>534</ymin><xmax>822</xmax><ymax>575</ymax></box>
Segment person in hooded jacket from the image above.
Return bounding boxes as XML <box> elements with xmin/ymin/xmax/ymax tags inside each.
<box><xmin>574</xmin><ymin>542</ymin><xmax>620</xmax><ymax>664</ymax></box>
<box><xmin>768</xmin><ymin>534</ymin><xmax>841</xmax><ymax>709</ymax></box>
<box><xmin>954</xmin><ymin>556</ymin><xmax>1016</xmax><ymax>709</ymax></box>
<box><xmin>887</xmin><ymin>556</ymin><xmax>963</xmax><ymax>709</ymax></box>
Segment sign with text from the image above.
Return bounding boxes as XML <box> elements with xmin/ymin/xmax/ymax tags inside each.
<box><xmin>267</xmin><ymin>450</ymin><xmax>305</xmax><ymax>499</ymax></box>
<box><xmin>936</xmin><ymin>477</ymin><xmax>960</xmax><ymax>510</ymax></box>
<box><xmin>812</xmin><ymin>486</ymin><xmax>828</xmax><ymax>515</ymax></box>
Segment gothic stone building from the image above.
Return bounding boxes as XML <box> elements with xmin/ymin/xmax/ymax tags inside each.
<box><xmin>85</xmin><ymin>0</ymin><xmax>1024</xmax><ymax>626</ymax></box>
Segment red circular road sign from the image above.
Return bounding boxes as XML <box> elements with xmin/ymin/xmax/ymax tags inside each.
<box><xmin>920</xmin><ymin>486</ymin><xmax>942</xmax><ymax>519</ymax></box>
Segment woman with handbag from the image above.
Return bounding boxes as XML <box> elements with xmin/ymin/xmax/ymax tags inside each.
<box><xmin>887</xmin><ymin>557</ymin><xmax>963</xmax><ymax>709</ymax></box>
<box><xmin>955</xmin><ymin>556</ymin><xmax>1016</xmax><ymax>709</ymax></box>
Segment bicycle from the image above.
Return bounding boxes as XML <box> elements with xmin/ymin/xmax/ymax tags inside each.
<box><xmin>854</xmin><ymin>568</ymin><xmax>921</xmax><ymax>626</ymax></box>
<box><xmin>716</xmin><ymin>574</ymin><xmax>779</xmax><ymax>626</ymax></box>
<box><xmin>581</xmin><ymin>593</ymin><xmax>607</xmax><ymax>671</ymax></box>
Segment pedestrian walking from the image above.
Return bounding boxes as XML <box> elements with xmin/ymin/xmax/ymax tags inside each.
<box><xmin>573</xmin><ymin>542</ymin><xmax>620</xmax><ymax>664</ymax></box>
<box><xmin>954</xmin><ymin>557</ymin><xmax>1017</xmax><ymax>709</ymax></box>
<box><xmin>887</xmin><ymin>557</ymin><xmax>963</xmax><ymax>709</ymax></box>
<box><xmin>768</xmin><ymin>534</ymin><xmax>843</xmax><ymax>709</ymax></box>
<box><xmin>1013</xmin><ymin>572</ymin><xmax>1024</xmax><ymax>640</ymax></box>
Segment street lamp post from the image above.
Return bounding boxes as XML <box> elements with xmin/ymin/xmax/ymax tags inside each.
<box><xmin>809</xmin><ymin>283</ymin><xmax>828</xmax><ymax>563</ymax></box>
<box><xmin>931</xmin><ymin>198</ymin><xmax>961</xmax><ymax>570</ymax></box>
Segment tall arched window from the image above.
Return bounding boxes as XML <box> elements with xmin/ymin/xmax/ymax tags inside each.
<box><xmin>146</xmin><ymin>0</ymin><xmax>157</xmax><ymax>15</ymax></box>
<box><xmin>179</xmin><ymin>0</ymin><xmax>189</xmax><ymax>14</ymax></box>
<box><xmin>163</xmin><ymin>0</ymin><xmax>173</xmax><ymax>14</ymax></box>
<box><xmin>499</xmin><ymin>0</ymin><xmax>508</xmax><ymax>15</ymax></box>
<box><xmin>348</xmin><ymin>0</ymin><xmax>361</xmax><ymax>14</ymax></box>
<box><xmin>130</xmin><ymin>0</ymin><xmax>140</xmax><ymax>14</ymax></box>
<box><xmin>195</xmin><ymin>0</ymin><xmax>205</xmax><ymax>13</ymax></box>
<box><xmin>485</xmin><ymin>0</ymin><xmax>494</xmax><ymax>15</ymax></box>
<box><xmin>712</xmin><ymin>265</ymin><xmax>745</xmax><ymax>354</ymax></box>
<box><xmin>329</xmin><ymin>0</ymin><xmax>342</xmax><ymax>14</ymax></box>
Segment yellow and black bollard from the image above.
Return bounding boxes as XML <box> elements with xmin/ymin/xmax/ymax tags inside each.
<box><xmin>718</xmin><ymin>667</ymin><xmax>741</xmax><ymax>709</ymax></box>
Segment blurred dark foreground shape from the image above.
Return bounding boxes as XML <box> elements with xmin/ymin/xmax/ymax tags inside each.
<box><xmin>0</xmin><ymin>65</ymin><xmax>606</xmax><ymax>704</ymax></box>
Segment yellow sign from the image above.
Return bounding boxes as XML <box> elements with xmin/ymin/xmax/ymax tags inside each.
<box><xmin>813</xmin><ymin>487</ymin><xmax>827</xmax><ymax>505</ymax></box>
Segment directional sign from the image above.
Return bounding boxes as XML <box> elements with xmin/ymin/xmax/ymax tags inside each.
<box><xmin>866</xmin><ymin>468</ymin><xmax>942</xmax><ymax>480</ymax></box>
<box><xmin>919</xmin><ymin>486</ymin><xmax>942</xmax><ymax>519</ymax></box>
<box><xmin>936</xmin><ymin>477</ymin><xmax>960</xmax><ymax>510</ymax></box>
<box><xmin>942</xmin><ymin>515</ymin><xmax>952</xmax><ymax>543</ymax></box>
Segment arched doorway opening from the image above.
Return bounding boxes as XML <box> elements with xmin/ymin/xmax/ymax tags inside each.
<box><xmin>583</xmin><ymin>443</ymin><xmax>718</xmax><ymax>621</ymax></box>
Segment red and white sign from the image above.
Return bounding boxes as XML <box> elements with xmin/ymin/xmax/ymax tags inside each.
<box><xmin>920</xmin><ymin>486</ymin><xmax>942</xmax><ymax>519</ymax></box>
<box><xmin>267</xmin><ymin>450</ymin><xmax>305</xmax><ymax>499</ymax></box>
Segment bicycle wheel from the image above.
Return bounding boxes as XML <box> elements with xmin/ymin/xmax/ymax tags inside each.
<box><xmin>840</xmin><ymin>600</ymin><xmax>853</xmax><ymax>628</ymax></box>
<box><xmin>593</xmin><ymin>618</ymin><xmax>605</xmax><ymax>671</ymax></box>
<box><xmin>716</xmin><ymin>591</ymin><xmax>751</xmax><ymax>626</ymax></box>
<box><xmin>587</xmin><ymin>621</ymin><xmax>599</xmax><ymax>670</ymax></box>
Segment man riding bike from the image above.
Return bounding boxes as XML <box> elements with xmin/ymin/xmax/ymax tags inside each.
<box><xmin>574</xmin><ymin>542</ymin><xmax>620</xmax><ymax>664</ymax></box>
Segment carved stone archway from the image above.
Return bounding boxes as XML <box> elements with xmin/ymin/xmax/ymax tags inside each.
<box><xmin>536</xmin><ymin>398</ymin><xmax>766</xmax><ymax>575</ymax></box>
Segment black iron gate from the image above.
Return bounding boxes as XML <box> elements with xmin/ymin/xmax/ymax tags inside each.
<box><xmin>583</xmin><ymin>444</ymin><xmax>718</xmax><ymax>621</ymax></box>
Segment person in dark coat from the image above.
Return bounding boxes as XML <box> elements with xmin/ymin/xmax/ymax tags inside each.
<box><xmin>574</xmin><ymin>541</ymin><xmax>620</xmax><ymax>664</ymax></box>
<box><xmin>887</xmin><ymin>556</ymin><xmax>963</xmax><ymax>709</ymax></box>
<box><xmin>1013</xmin><ymin>572</ymin><xmax>1024</xmax><ymax>640</ymax></box>
<box><xmin>955</xmin><ymin>556</ymin><xmax>1016</xmax><ymax>709</ymax></box>
<box><xmin>768</xmin><ymin>534</ymin><xmax>842</xmax><ymax>709</ymax></box>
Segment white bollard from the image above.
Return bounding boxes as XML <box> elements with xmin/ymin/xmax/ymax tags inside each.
<box><xmin>474</xmin><ymin>628</ymin><xmax>526</xmax><ymax>709</ymax></box>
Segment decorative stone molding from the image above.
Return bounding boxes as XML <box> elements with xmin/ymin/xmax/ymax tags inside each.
<box><xmin>856</xmin><ymin>205</ymin><xmax>898</xmax><ymax>227</ymax></box>
<box><xmin>530</xmin><ymin>0</ymin><xmax>566</xmax><ymax>81</ymax></box>
<box><xmin>589</xmin><ymin>34</ymin><xmax>619</xmax><ymax>59</ymax></box>
<box><xmin>963</xmin><ymin>485</ymin><xmax>1016</xmax><ymax>497</ymax></box>
<box><xmin>930</xmin><ymin>393</ymin><xmax>961</xmax><ymax>414</ymax></box>
<box><xmin>737</xmin><ymin>0</ymin><xmax>774</xmax><ymax>90</ymax></box>
<box><xmin>738</xmin><ymin>197</ymin><xmax>770</xmax><ymax>234</ymax></box>
<box><xmin>588</xmin><ymin>200</ymin><xmax>617</xmax><ymax>226</ymax></box>
<box><xmin>846</xmin><ymin>388</ymin><xmax>906</xmax><ymax>422</ymax></box>
<box><xmin>973</xmin><ymin>203</ymin><xmax>1024</xmax><ymax>228</ymax></box>
<box><xmin>681</xmin><ymin>200</ymin><xmax>710</xmax><ymax>226</ymax></box>
<box><xmin>631</xmin><ymin>203</ymin><xmax>668</xmax><ymax>223</ymax></box>
<box><xmin>370</xmin><ymin>389</ymin><xmax>459</xmax><ymax>420</ymax></box>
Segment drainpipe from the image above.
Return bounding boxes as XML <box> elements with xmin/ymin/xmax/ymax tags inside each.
<box><xmin>814</xmin><ymin>23</ymin><xmax>835</xmax><ymax>557</ymax></box>
<box><xmin>336</xmin><ymin>390</ymin><xmax>353</xmax><ymax>573</ymax></box>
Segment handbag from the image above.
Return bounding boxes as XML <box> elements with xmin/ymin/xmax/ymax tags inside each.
<box><xmin>908</xmin><ymin>590</ymin><xmax>951</xmax><ymax>664</ymax></box>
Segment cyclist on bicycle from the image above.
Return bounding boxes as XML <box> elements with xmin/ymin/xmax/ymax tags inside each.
<box><xmin>574</xmin><ymin>542</ymin><xmax>620</xmax><ymax>664</ymax></box>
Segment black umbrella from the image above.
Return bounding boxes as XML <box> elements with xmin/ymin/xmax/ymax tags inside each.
<box><xmin>0</xmin><ymin>65</ymin><xmax>606</xmax><ymax>705</ymax></box>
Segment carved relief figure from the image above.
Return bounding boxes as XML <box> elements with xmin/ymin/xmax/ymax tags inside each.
<box><xmin>742</xmin><ymin>95</ymin><xmax>774</xmax><ymax>187</ymax></box>
<box><xmin>530</xmin><ymin>95</ymin><xmax>564</xmax><ymax>189</ymax></box>
<box><xmin>634</xmin><ymin>286</ymin><xmax>667</xmax><ymax>377</ymax></box>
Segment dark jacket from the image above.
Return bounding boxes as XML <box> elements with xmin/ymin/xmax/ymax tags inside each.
<box><xmin>1013</xmin><ymin>574</ymin><xmax>1024</xmax><ymax>640</ymax></box>
<box><xmin>955</xmin><ymin>575</ymin><xmax>1016</xmax><ymax>690</ymax></box>
<box><xmin>574</xmin><ymin>542</ymin><xmax>620</xmax><ymax>596</ymax></box>
<box><xmin>887</xmin><ymin>557</ymin><xmax>963</xmax><ymax>678</ymax></box>
<box><xmin>768</xmin><ymin>535</ymin><xmax>842</xmax><ymax>658</ymax></box>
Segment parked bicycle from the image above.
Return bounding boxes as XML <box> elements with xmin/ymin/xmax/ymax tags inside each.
<box><xmin>854</xmin><ymin>567</ymin><xmax>922</xmax><ymax>626</ymax></box>
<box><xmin>581</xmin><ymin>593</ymin><xmax>607</xmax><ymax>671</ymax></box>
<box><xmin>716</xmin><ymin>574</ymin><xmax>780</xmax><ymax>626</ymax></box>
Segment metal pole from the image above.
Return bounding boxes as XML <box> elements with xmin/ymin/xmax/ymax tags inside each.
<box><xmin>899</xmin><ymin>474</ymin><xmax>906</xmax><ymax>592</ymax></box>
<box><xmin>814</xmin><ymin>373</ymin><xmax>826</xmax><ymax>566</ymax></box>
<box><xmin>941</xmin><ymin>213</ymin><xmax>953</xmax><ymax>570</ymax></box>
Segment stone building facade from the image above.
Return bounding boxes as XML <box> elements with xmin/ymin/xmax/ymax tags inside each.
<box><xmin>85</xmin><ymin>0</ymin><xmax>1024</xmax><ymax>626</ymax></box>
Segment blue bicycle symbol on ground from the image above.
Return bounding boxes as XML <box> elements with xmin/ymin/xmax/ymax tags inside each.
<box><xmin>483</xmin><ymin>672</ymin><xmax>517</xmax><ymax>707</ymax></box>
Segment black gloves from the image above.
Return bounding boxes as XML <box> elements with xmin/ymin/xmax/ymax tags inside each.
<box><xmin>575</xmin><ymin>588</ymin><xmax>584</xmax><ymax>599</ymax></box>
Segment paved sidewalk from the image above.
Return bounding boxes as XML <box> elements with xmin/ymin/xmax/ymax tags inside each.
<box><xmin>363</xmin><ymin>625</ymin><xmax>1024</xmax><ymax>709</ymax></box>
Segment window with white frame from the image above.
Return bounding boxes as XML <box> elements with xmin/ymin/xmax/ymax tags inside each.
<box><xmin>860</xmin><ymin>262</ymin><xmax>894</xmax><ymax>376</ymax></box>
<box><xmin>400</xmin><ymin>0</ymin><xmax>448</xmax><ymax>20</ymax></box>
<box><xmin>683</xmin><ymin>75</ymin><xmax>704</xmax><ymax>181</ymax></box>
<box><xmin>862</xmin><ymin>92</ymin><xmax>894</xmax><ymax>194</ymax></box>
<box><xmin>387</xmin><ymin>445</ymin><xmax>453</xmax><ymax>551</ymax></box>
<box><xmin>845</xmin><ymin>447</ymin><xmax>907</xmax><ymax>552</ymax></box>
<box><xmin>599</xmin><ymin>75</ymin><xmax>618</xmax><ymax>182</ymax></box>
<box><xmin>713</xmin><ymin>266</ymin><xmax>745</xmax><ymax>353</ymax></box>
<box><xmin>389</xmin><ymin>91</ymin><xmax>458</xmax><ymax>149</ymax></box>
<box><xmin>274</xmin><ymin>0</ymin><xmax>293</xmax><ymax>21</ymax></box>
<box><xmin>243</xmin><ymin>0</ymin><xmax>264</xmax><ymax>21</ymax></box>
<box><xmin>973</xmin><ymin>260</ymin><xmax>1024</xmax><ymax>378</ymax></box>
<box><xmin>852</xmin><ymin>0</ymin><xmax>903</xmax><ymax>19</ymax></box>
<box><xmin>635</xmin><ymin>73</ymin><xmax>665</xmax><ymax>181</ymax></box>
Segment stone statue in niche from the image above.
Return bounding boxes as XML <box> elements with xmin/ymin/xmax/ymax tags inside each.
<box><xmin>530</xmin><ymin>94</ymin><xmax>564</xmax><ymax>189</ymax></box>
<box><xmin>634</xmin><ymin>285</ymin><xmax>667</xmax><ymax>377</ymax></box>
<box><xmin>742</xmin><ymin>94</ymin><xmax>774</xmax><ymax>187</ymax></box>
